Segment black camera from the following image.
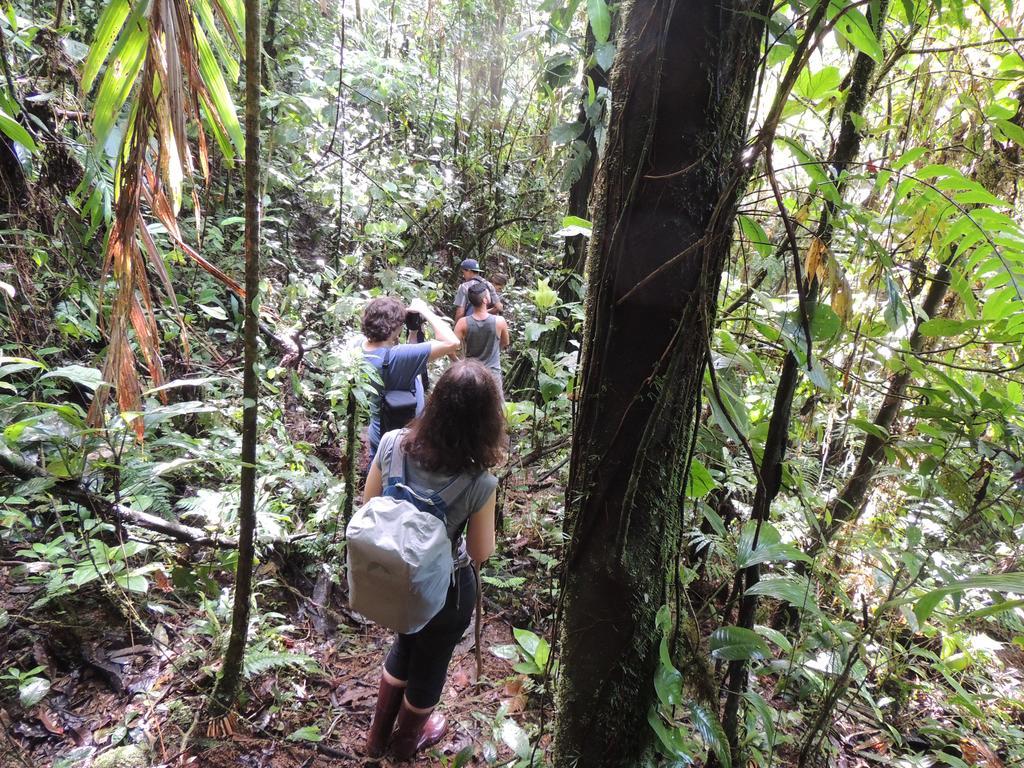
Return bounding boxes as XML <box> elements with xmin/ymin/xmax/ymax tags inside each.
<box><xmin>405</xmin><ymin>310</ymin><xmax>424</xmax><ymax>332</ymax></box>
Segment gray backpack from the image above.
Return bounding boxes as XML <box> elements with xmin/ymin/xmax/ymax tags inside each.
<box><xmin>346</xmin><ymin>432</ymin><xmax>475</xmax><ymax>634</ymax></box>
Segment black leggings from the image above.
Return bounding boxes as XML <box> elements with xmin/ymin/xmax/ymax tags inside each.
<box><xmin>384</xmin><ymin>565</ymin><xmax>476</xmax><ymax>709</ymax></box>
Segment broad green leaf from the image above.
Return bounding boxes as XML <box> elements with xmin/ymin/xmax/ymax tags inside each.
<box><xmin>513</xmin><ymin>627</ymin><xmax>543</xmax><ymax>659</ymax></box>
<box><xmin>884</xmin><ymin>274</ymin><xmax>908</xmax><ymax>331</ymax></box>
<box><xmin>996</xmin><ymin>118</ymin><xmax>1024</xmax><ymax>148</ymax></box>
<box><xmin>918</xmin><ymin>318</ymin><xmax>985</xmax><ymax>337</ymax></box>
<box><xmin>784</xmin><ymin>304</ymin><xmax>842</xmax><ymax>344</ymax></box>
<box><xmin>653</xmin><ymin>604</ymin><xmax>682</xmax><ymax>706</ymax></box>
<box><xmin>553</xmin><ymin>215</ymin><xmax>592</xmax><ymax>238</ymax></box>
<box><xmin>828</xmin><ymin>0</ymin><xmax>883</xmax><ymax>62</ymax></box>
<box><xmin>704</xmin><ymin>370</ymin><xmax>749</xmax><ymax>444</ymax></box>
<box><xmin>144</xmin><ymin>376</ymin><xmax>227</xmax><ymax>395</ymax></box>
<box><xmin>914</xmin><ymin>573</ymin><xmax>1024</xmax><ymax>623</ymax></box>
<box><xmin>737</xmin><ymin>521</ymin><xmax>810</xmax><ymax>568</ymax></box>
<box><xmin>743</xmin><ymin>691</ymin><xmax>777</xmax><ymax>746</ymax></box>
<box><xmin>738</xmin><ymin>215</ymin><xmax>771</xmax><ymax>260</ymax></box>
<box><xmin>551</xmin><ymin>120</ymin><xmax>584</xmax><ymax>145</ymax></box>
<box><xmin>594</xmin><ymin>41</ymin><xmax>615</xmax><ymax>70</ymax></box>
<box><xmin>0</xmin><ymin>356</ymin><xmax>46</xmax><ymax>376</ymax></box>
<box><xmin>792</xmin><ymin>66</ymin><xmax>841</xmax><ymax>101</ymax></box>
<box><xmin>19</xmin><ymin>677</ymin><xmax>50</xmax><ymax>708</ymax></box>
<box><xmin>92</xmin><ymin>11</ymin><xmax>149</xmax><ymax>147</ymax></box>
<box><xmin>647</xmin><ymin>706</ymin><xmax>695</xmax><ymax>761</ymax></box>
<box><xmin>82</xmin><ymin>0</ymin><xmax>133</xmax><ymax>92</ymax></box>
<box><xmin>654</xmin><ymin>660</ymin><xmax>683</xmax><ymax>707</ymax></box>
<box><xmin>685</xmin><ymin>459</ymin><xmax>717</xmax><ymax>498</ymax></box>
<box><xmin>746</xmin><ymin>576</ymin><xmax>818</xmax><ymax>613</ymax></box>
<box><xmin>0</xmin><ymin>108</ymin><xmax>37</xmax><ymax>152</ymax></box>
<box><xmin>893</xmin><ymin>147</ymin><xmax>927</xmax><ymax>169</ymax></box>
<box><xmin>688</xmin><ymin>702</ymin><xmax>731</xmax><ymax>768</ymax></box>
<box><xmin>951</xmin><ymin>598</ymin><xmax>1024</xmax><ymax>623</ymax></box>
<box><xmin>531</xmin><ymin>278</ymin><xmax>559</xmax><ymax>312</ymax></box>
<box><xmin>587</xmin><ymin>0</ymin><xmax>611</xmax><ymax>43</ymax></box>
<box><xmin>40</xmin><ymin>365</ymin><xmax>105</xmax><ymax>391</ymax></box>
<box><xmin>287</xmin><ymin>725</ymin><xmax>322</xmax><ymax>742</ymax></box>
<box><xmin>709</xmin><ymin>626</ymin><xmax>771</xmax><ymax>661</ymax></box>
<box><xmin>500</xmin><ymin>719</ymin><xmax>531</xmax><ymax>759</ymax></box>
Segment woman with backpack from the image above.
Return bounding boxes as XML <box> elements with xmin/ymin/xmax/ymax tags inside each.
<box><xmin>361</xmin><ymin>359</ymin><xmax>503</xmax><ymax>761</ymax></box>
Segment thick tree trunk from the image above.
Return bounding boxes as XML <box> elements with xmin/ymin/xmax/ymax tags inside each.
<box><xmin>210</xmin><ymin>0</ymin><xmax>261</xmax><ymax>717</ymax></box>
<box><xmin>552</xmin><ymin>1</ymin><xmax>766</xmax><ymax>765</ymax></box>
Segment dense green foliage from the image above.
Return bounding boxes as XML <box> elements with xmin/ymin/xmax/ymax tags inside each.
<box><xmin>2</xmin><ymin>0</ymin><xmax>1024</xmax><ymax>764</ymax></box>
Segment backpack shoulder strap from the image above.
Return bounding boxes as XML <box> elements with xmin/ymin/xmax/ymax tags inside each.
<box><xmin>385</xmin><ymin>430</ymin><xmax>407</xmax><ymax>483</ymax></box>
<box><xmin>437</xmin><ymin>470</ymin><xmax>480</xmax><ymax>508</ymax></box>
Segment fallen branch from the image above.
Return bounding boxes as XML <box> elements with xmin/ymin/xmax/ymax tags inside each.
<box><xmin>498</xmin><ymin>437</ymin><xmax>571</xmax><ymax>481</ymax></box>
<box><xmin>0</xmin><ymin>449</ymin><xmax>236</xmax><ymax>548</ymax></box>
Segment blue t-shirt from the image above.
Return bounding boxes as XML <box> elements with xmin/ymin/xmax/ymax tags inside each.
<box><xmin>363</xmin><ymin>341</ymin><xmax>431</xmax><ymax>456</ymax></box>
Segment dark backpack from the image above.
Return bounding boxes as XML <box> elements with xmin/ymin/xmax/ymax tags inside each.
<box><xmin>460</xmin><ymin>276</ymin><xmax>489</xmax><ymax>313</ymax></box>
<box><xmin>379</xmin><ymin>347</ymin><xmax>418</xmax><ymax>433</ymax></box>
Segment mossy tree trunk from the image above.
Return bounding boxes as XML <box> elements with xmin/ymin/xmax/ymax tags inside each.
<box><xmin>552</xmin><ymin>0</ymin><xmax>767</xmax><ymax>765</ymax></box>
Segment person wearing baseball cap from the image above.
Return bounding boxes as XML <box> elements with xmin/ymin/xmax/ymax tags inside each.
<box><xmin>453</xmin><ymin>258</ymin><xmax>502</xmax><ymax>320</ymax></box>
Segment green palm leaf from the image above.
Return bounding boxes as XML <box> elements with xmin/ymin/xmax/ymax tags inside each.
<box><xmin>92</xmin><ymin>11</ymin><xmax>149</xmax><ymax>147</ymax></box>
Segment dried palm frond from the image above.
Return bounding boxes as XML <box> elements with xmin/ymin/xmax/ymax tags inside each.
<box><xmin>83</xmin><ymin>0</ymin><xmax>245</xmax><ymax>437</ymax></box>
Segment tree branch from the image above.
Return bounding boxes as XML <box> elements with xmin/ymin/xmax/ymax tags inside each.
<box><xmin>0</xmin><ymin>449</ymin><xmax>236</xmax><ymax>548</ymax></box>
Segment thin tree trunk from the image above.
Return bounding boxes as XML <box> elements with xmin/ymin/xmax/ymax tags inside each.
<box><xmin>210</xmin><ymin>0</ymin><xmax>261</xmax><ymax>717</ymax></box>
<box><xmin>552</xmin><ymin>0</ymin><xmax>766</xmax><ymax>764</ymax></box>
<box><xmin>814</xmin><ymin>264</ymin><xmax>950</xmax><ymax>549</ymax></box>
<box><xmin>716</xmin><ymin>6</ymin><xmax>888</xmax><ymax>756</ymax></box>
<box><xmin>562</xmin><ymin>25</ymin><xmax>607</xmax><ymax>280</ymax></box>
<box><xmin>505</xmin><ymin>25</ymin><xmax>610</xmax><ymax>392</ymax></box>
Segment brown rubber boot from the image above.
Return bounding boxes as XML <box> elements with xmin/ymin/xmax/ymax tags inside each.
<box><xmin>390</xmin><ymin>704</ymin><xmax>447</xmax><ymax>761</ymax></box>
<box><xmin>365</xmin><ymin>675</ymin><xmax>406</xmax><ymax>758</ymax></box>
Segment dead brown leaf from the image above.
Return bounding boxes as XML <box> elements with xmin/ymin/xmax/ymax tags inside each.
<box><xmin>36</xmin><ymin>707</ymin><xmax>64</xmax><ymax>736</ymax></box>
<box><xmin>961</xmin><ymin>737</ymin><xmax>1004</xmax><ymax>767</ymax></box>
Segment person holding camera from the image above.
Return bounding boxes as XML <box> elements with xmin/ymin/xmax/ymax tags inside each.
<box><xmin>360</xmin><ymin>297</ymin><xmax>460</xmax><ymax>462</ymax></box>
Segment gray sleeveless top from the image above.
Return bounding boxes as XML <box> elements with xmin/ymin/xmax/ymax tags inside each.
<box><xmin>464</xmin><ymin>314</ymin><xmax>501</xmax><ymax>373</ymax></box>
<box><xmin>374</xmin><ymin>429</ymin><xmax>498</xmax><ymax>542</ymax></box>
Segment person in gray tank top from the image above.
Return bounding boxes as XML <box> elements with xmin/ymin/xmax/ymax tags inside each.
<box><xmin>455</xmin><ymin>283</ymin><xmax>510</xmax><ymax>395</ymax></box>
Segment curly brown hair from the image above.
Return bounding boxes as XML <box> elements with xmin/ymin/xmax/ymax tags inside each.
<box><xmin>362</xmin><ymin>297</ymin><xmax>406</xmax><ymax>342</ymax></box>
<box><xmin>404</xmin><ymin>360</ymin><xmax>506</xmax><ymax>473</ymax></box>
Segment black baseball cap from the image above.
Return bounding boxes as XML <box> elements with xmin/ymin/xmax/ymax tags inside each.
<box><xmin>460</xmin><ymin>258</ymin><xmax>481</xmax><ymax>272</ymax></box>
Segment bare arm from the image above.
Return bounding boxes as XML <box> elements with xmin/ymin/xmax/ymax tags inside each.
<box><xmin>362</xmin><ymin>460</ymin><xmax>384</xmax><ymax>504</ymax></box>
<box><xmin>453</xmin><ymin>318</ymin><xmax>468</xmax><ymax>359</ymax></box>
<box><xmin>465</xmin><ymin>489</ymin><xmax>497</xmax><ymax>563</ymax></box>
<box><xmin>409</xmin><ymin>298</ymin><xmax>460</xmax><ymax>362</ymax></box>
<box><xmin>487</xmin><ymin>287</ymin><xmax>503</xmax><ymax>315</ymax></box>
<box><xmin>497</xmin><ymin>317</ymin><xmax>510</xmax><ymax>350</ymax></box>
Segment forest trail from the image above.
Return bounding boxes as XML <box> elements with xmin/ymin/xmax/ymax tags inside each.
<box><xmin>5</xmin><ymin>0</ymin><xmax>1024</xmax><ymax>762</ymax></box>
<box><xmin>0</xmin><ymin>510</ymin><xmax>553</xmax><ymax>768</ymax></box>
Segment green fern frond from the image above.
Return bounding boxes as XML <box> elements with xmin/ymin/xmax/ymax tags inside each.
<box><xmin>242</xmin><ymin>649</ymin><xmax>321</xmax><ymax>680</ymax></box>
